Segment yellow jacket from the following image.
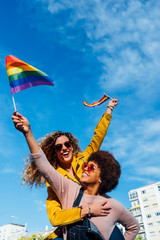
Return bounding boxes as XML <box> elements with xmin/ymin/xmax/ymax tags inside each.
<box><xmin>45</xmin><ymin>113</ymin><xmax>111</xmax><ymax>239</ymax></box>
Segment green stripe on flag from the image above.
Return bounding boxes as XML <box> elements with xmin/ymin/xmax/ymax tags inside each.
<box><xmin>9</xmin><ymin>70</ymin><xmax>48</xmax><ymax>83</ymax></box>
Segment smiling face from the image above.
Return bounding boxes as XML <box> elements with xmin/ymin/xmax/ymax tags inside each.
<box><xmin>80</xmin><ymin>161</ymin><xmax>101</xmax><ymax>186</ymax></box>
<box><xmin>55</xmin><ymin>135</ymin><xmax>73</xmax><ymax>165</ymax></box>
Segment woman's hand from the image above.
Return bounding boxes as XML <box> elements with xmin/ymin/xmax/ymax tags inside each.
<box><xmin>11</xmin><ymin>111</ymin><xmax>31</xmax><ymax>135</ymax></box>
<box><xmin>106</xmin><ymin>97</ymin><xmax>118</xmax><ymax>114</ymax></box>
<box><xmin>11</xmin><ymin>111</ymin><xmax>40</xmax><ymax>154</ymax></box>
<box><xmin>80</xmin><ymin>199</ymin><xmax>111</xmax><ymax>218</ymax></box>
<box><xmin>90</xmin><ymin>199</ymin><xmax>111</xmax><ymax>216</ymax></box>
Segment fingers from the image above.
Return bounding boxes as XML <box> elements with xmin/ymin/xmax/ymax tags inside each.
<box><xmin>101</xmin><ymin>206</ymin><xmax>111</xmax><ymax>215</ymax></box>
<box><xmin>108</xmin><ymin>98</ymin><xmax>118</xmax><ymax>106</ymax></box>
<box><xmin>100</xmin><ymin>200</ymin><xmax>111</xmax><ymax>215</ymax></box>
<box><xmin>15</xmin><ymin>112</ymin><xmax>24</xmax><ymax>118</ymax></box>
<box><xmin>13</xmin><ymin>111</ymin><xmax>23</xmax><ymax>119</ymax></box>
<box><xmin>101</xmin><ymin>199</ymin><xmax>108</xmax><ymax>206</ymax></box>
<box><xmin>103</xmin><ymin>206</ymin><xmax>112</xmax><ymax>211</ymax></box>
<box><xmin>102</xmin><ymin>200</ymin><xmax>112</xmax><ymax>210</ymax></box>
<box><xmin>11</xmin><ymin>116</ymin><xmax>21</xmax><ymax>125</ymax></box>
<box><xmin>101</xmin><ymin>209</ymin><xmax>110</xmax><ymax>216</ymax></box>
<box><xmin>12</xmin><ymin>111</ymin><xmax>24</xmax><ymax>118</ymax></box>
<box><xmin>112</xmin><ymin>98</ymin><xmax>118</xmax><ymax>103</ymax></box>
<box><xmin>111</xmin><ymin>100</ymin><xmax>118</xmax><ymax>107</ymax></box>
<box><xmin>11</xmin><ymin>112</ymin><xmax>24</xmax><ymax>130</ymax></box>
<box><xmin>113</xmin><ymin>99</ymin><xmax>117</xmax><ymax>102</ymax></box>
<box><xmin>13</xmin><ymin>110</ymin><xmax>17</xmax><ymax>115</ymax></box>
<box><xmin>12</xmin><ymin>111</ymin><xmax>25</xmax><ymax>122</ymax></box>
<box><xmin>100</xmin><ymin>199</ymin><xmax>112</xmax><ymax>208</ymax></box>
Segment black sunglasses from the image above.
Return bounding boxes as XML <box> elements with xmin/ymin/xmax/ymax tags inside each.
<box><xmin>55</xmin><ymin>141</ymin><xmax>72</xmax><ymax>151</ymax></box>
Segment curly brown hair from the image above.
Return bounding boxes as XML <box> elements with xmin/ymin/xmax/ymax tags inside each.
<box><xmin>87</xmin><ymin>150</ymin><xmax>121</xmax><ymax>195</ymax></box>
<box><xmin>22</xmin><ymin>131</ymin><xmax>81</xmax><ymax>187</ymax></box>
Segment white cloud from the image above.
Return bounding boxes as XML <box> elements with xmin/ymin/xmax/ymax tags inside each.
<box><xmin>20</xmin><ymin>0</ymin><xmax>160</xmax><ymax>100</ymax></box>
<box><xmin>18</xmin><ymin>0</ymin><xmax>160</xmax><ymax>184</ymax></box>
<box><xmin>103</xmin><ymin>117</ymin><xmax>160</xmax><ymax>181</ymax></box>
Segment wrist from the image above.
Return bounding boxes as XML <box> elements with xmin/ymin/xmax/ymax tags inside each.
<box><xmin>80</xmin><ymin>206</ymin><xmax>92</xmax><ymax>218</ymax></box>
<box><xmin>88</xmin><ymin>206</ymin><xmax>92</xmax><ymax>218</ymax></box>
<box><xmin>106</xmin><ymin>105</ymin><xmax>115</xmax><ymax>115</ymax></box>
<box><xmin>23</xmin><ymin>127</ymin><xmax>32</xmax><ymax>137</ymax></box>
<box><xmin>107</xmin><ymin>105</ymin><xmax>114</xmax><ymax>111</ymax></box>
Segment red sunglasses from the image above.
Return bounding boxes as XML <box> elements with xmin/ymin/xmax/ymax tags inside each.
<box><xmin>82</xmin><ymin>162</ymin><xmax>96</xmax><ymax>173</ymax></box>
<box><xmin>55</xmin><ymin>141</ymin><xmax>72</xmax><ymax>151</ymax></box>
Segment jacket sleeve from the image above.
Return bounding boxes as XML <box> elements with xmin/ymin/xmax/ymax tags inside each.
<box><xmin>82</xmin><ymin>113</ymin><xmax>111</xmax><ymax>159</ymax></box>
<box><xmin>46</xmin><ymin>185</ymin><xmax>82</xmax><ymax>227</ymax></box>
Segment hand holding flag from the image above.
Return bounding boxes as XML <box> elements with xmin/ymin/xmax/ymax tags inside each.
<box><xmin>83</xmin><ymin>94</ymin><xmax>111</xmax><ymax>108</ymax></box>
<box><xmin>12</xmin><ymin>111</ymin><xmax>31</xmax><ymax>135</ymax></box>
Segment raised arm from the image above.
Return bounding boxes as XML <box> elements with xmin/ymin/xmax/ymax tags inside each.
<box><xmin>82</xmin><ymin>97</ymin><xmax>118</xmax><ymax>159</ymax></box>
<box><xmin>11</xmin><ymin>111</ymin><xmax>40</xmax><ymax>154</ymax></box>
<box><xmin>12</xmin><ymin>111</ymin><xmax>74</xmax><ymax>194</ymax></box>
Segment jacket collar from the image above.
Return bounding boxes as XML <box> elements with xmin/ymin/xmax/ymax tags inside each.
<box><xmin>56</xmin><ymin>161</ymin><xmax>80</xmax><ymax>184</ymax></box>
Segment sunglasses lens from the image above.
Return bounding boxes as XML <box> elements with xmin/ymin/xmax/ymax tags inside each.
<box><xmin>55</xmin><ymin>144</ymin><xmax>62</xmax><ymax>151</ymax></box>
<box><xmin>82</xmin><ymin>163</ymin><xmax>95</xmax><ymax>173</ymax></box>
<box><xmin>64</xmin><ymin>141</ymin><xmax>71</xmax><ymax>148</ymax></box>
<box><xmin>55</xmin><ymin>141</ymin><xmax>72</xmax><ymax>151</ymax></box>
<box><xmin>82</xmin><ymin>162</ymin><xmax>88</xmax><ymax>170</ymax></box>
<box><xmin>88</xmin><ymin>164</ymin><xmax>95</xmax><ymax>173</ymax></box>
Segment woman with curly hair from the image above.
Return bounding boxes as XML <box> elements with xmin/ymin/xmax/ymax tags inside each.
<box><xmin>11</xmin><ymin>113</ymin><xmax>140</xmax><ymax>239</ymax></box>
<box><xmin>12</xmin><ymin>99</ymin><xmax>120</xmax><ymax>239</ymax></box>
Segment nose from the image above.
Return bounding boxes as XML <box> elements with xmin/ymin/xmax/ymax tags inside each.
<box><xmin>84</xmin><ymin>166</ymin><xmax>88</xmax><ymax>171</ymax></box>
<box><xmin>61</xmin><ymin>143</ymin><xmax>67</xmax><ymax>151</ymax></box>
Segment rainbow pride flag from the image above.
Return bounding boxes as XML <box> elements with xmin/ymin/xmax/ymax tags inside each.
<box><xmin>6</xmin><ymin>55</ymin><xmax>54</xmax><ymax>94</ymax></box>
<box><xmin>83</xmin><ymin>94</ymin><xmax>111</xmax><ymax>108</ymax></box>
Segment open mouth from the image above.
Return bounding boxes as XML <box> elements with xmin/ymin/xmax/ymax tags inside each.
<box><xmin>62</xmin><ymin>152</ymin><xmax>69</xmax><ymax>158</ymax></box>
<box><xmin>82</xmin><ymin>171</ymin><xmax>89</xmax><ymax>177</ymax></box>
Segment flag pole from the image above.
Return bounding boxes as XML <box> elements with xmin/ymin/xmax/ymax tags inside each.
<box><xmin>12</xmin><ymin>94</ymin><xmax>17</xmax><ymax>111</ymax></box>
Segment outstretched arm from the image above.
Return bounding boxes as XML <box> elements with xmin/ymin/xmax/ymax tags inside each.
<box><xmin>11</xmin><ymin>111</ymin><xmax>40</xmax><ymax>154</ymax></box>
<box><xmin>82</xmin><ymin>97</ymin><xmax>118</xmax><ymax>159</ymax></box>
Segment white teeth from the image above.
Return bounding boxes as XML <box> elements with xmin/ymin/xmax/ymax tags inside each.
<box><xmin>82</xmin><ymin>172</ymin><xmax>89</xmax><ymax>177</ymax></box>
<box><xmin>63</xmin><ymin>152</ymin><xmax>69</xmax><ymax>156</ymax></box>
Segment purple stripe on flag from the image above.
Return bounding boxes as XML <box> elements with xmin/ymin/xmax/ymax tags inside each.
<box><xmin>11</xmin><ymin>81</ymin><xmax>54</xmax><ymax>94</ymax></box>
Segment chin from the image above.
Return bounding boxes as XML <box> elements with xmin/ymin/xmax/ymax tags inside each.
<box><xmin>61</xmin><ymin>158</ymin><xmax>72</xmax><ymax>163</ymax></box>
<box><xmin>80</xmin><ymin>180</ymin><xmax>86</xmax><ymax>187</ymax></box>
<box><xmin>80</xmin><ymin>177</ymin><xmax>87</xmax><ymax>183</ymax></box>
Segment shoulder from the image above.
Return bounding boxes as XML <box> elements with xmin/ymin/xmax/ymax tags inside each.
<box><xmin>105</xmin><ymin>196</ymin><xmax>124</xmax><ymax>212</ymax></box>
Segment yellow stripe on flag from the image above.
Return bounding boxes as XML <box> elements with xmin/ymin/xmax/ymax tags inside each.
<box><xmin>7</xmin><ymin>65</ymin><xmax>47</xmax><ymax>76</ymax></box>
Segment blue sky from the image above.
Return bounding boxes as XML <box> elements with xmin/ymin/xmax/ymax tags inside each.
<box><xmin>0</xmin><ymin>0</ymin><xmax>160</xmax><ymax>234</ymax></box>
